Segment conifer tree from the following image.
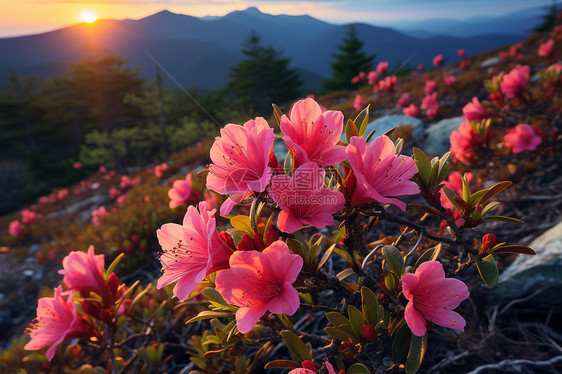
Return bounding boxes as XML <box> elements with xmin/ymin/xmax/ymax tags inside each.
<box><xmin>225</xmin><ymin>31</ymin><xmax>302</xmax><ymax>115</ymax></box>
<box><xmin>322</xmin><ymin>25</ymin><xmax>376</xmax><ymax>93</ymax></box>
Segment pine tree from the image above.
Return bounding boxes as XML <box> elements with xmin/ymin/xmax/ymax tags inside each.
<box><xmin>225</xmin><ymin>31</ymin><xmax>303</xmax><ymax>115</ymax></box>
<box><xmin>322</xmin><ymin>25</ymin><xmax>376</xmax><ymax>93</ymax></box>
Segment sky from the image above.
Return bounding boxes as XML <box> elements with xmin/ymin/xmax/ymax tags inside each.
<box><xmin>0</xmin><ymin>0</ymin><xmax>556</xmax><ymax>38</ymax></box>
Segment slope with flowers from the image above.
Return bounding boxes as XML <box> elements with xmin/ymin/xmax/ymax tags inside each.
<box><xmin>0</xmin><ymin>19</ymin><xmax>561</xmax><ymax>374</ymax></box>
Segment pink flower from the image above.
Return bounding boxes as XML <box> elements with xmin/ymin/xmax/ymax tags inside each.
<box><xmin>433</xmin><ymin>54</ymin><xmax>443</xmax><ymax>67</ymax></box>
<box><xmin>72</xmin><ymin>161</ymin><xmax>82</xmax><ymax>169</ymax></box>
<box><xmin>207</xmin><ymin>117</ymin><xmax>274</xmax><ymax>215</ymax></box>
<box><xmin>116</xmin><ymin>195</ymin><xmax>127</xmax><ymax>205</ymax></box>
<box><xmin>509</xmin><ymin>42</ymin><xmax>523</xmax><ymax>57</ymax></box>
<box><xmin>269</xmin><ymin>162</ymin><xmax>345</xmax><ymax>233</ymax></box>
<box><xmin>58</xmin><ymin>245</ymin><xmax>106</xmax><ymax>296</ymax></box>
<box><xmin>457</xmin><ymin>49</ymin><xmax>465</xmax><ymax>58</ymax></box>
<box><xmin>500</xmin><ymin>65</ymin><xmax>530</xmax><ymax>99</ymax></box>
<box><xmin>38</xmin><ymin>196</ymin><xmax>49</xmax><ymax>204</ymax></box>
<box><xmin>120</xmin><ymin>175</ymin><xmax>140</xmax><ymax>189</ymax></box>
<box><xmin>377</xmin><ymin>76</ymin><xmax>397</xmax><ymax>92</ymax></box>
<box><xmin>57</xmin><ymin>189</ymin><xmax>69</xmax><ymax>201</ymax></box>
<box><xmin>22</xmin><ymin>209</ymin><xmax>40</xmax><ymax>224</ymax></box>
<box><xmin>368</xmin><ymin>70</ymin><xmax>379</xmax><ymax>85</ymax></box>
<box><xmin>156</xmin><ymin>201</ymin><xmax>232</xmax><ymax>300</ymax></box>
<box><xmin>91</xmin><ymin>206</ymin><xmax>107</xmax><ymax>226</ymax></box>
<box><xmin>289</xmin><ymin>362</ymin><xmax>337</xmax><ymax>374</ymax></box>
<box><xmin>538</xmin><ymin>39</ymin><xmax>554</xmax><ymax>58</ymax></box>
<box><xmin>154</xmin><ymin>162</ymin><xmax>168</xmax><ymax>178</ymax></box>
<box><xmin>377</xmin><ymin>61</ymin><xmax>388</xmax><ymax>75</ymax></box>
<box><xmin>443</xmin><ymin>75</ymin><xmax>456</xmax><ymax>87</ymax></box>
<box><xmin>215</xmin><ymin>240</ymin><xmax>303</xmax><ymax>334</ymax></box>
<box><xmin>402</xmin><ymin>261</ymin><xmax>469</xmax><ymax>336</ymax></box>
<box><xmin>345</xmin><ymin>136</ymin><xmax>419</xmax><ymax>211</ymax></box>
<box><xmin>403</xmin><ymin>104</ymin><xmax>419</xmax><ymax>118</ymax></box>
<box><xmin>459</xmin><ymin>59</ymin><xmax>471</xmax><ymax>70</ymax></box>
<box><xmin>351</xmin><ymin>75</ymin><xmax>361</xmax><ymax>84</ymax></box>
<box><xmin>417</xmin><ymin>64</ymin><xmax>424</xmax><ymax>72</ymax></box>
<box><xmin>462</xmin><ymin>97</ymin><xmax>493</xmax><ymax>123</ymax></box>
<box><xmin>503</xmin><ymin>124</ymin><xmax>542</xmax><ymax>154</ymax></box>
<box><xmin>109</xmin><ymin>188</ymin><xmax>121</xmax><ymax>199</ymax></box>
<box><xmin>421</xmin><ymin>92</ymin><xmax>439</xmax><ymax>119</ymax></box>
<box><xmin>439</xmin><ymin>171</ymin><xmax>473</xmax><ymax>211</ymax></box>
<box><xmin>281</xmin><ymin>98</ymin><xmax>346</xmax><ymax>168</ymax></box>
<box><xmin>98</xmin><ymin>165</ymin><xmax>107</xmax><ymax>174</ymax></box>
<box><xmin>397</xmin><ymin>93</ymin><xmax>410</xmax><ymax>107</ymax></box>
<box><xmin>424</xmin><ymin>80</ymin><xmax>436</xmax><ymax>95</ymax></box>
<box><xmin>24</xmin><ymin>286</ymin><xmax>90</xmax><ymax>360</ymax></box>
<box><xmin>449</xmin><ymin>121</ymin><xmax>493</xmax><ymax>165</ymax></box>
<box><xmin>358</xmin><ymin>71</ymin><xmax>366</xmax><ymax>80</ymax></box>
<box><xmin>168</xmin><ymin>174</ymin><xmax>193</xmax><ymax>209</ymax></box>
<box><xmin>353</xmin><ymin>94</ymin><xmax>365</xmax><ymax>111</ymax></box>
<box><xmin>9</xmin><ymin>220</ymin><xmax>23</xmax><ymax>237</ymax></box>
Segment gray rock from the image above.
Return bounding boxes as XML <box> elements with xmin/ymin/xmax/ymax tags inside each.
<box><xmin>27</xmin><ymin>244</ymin><xmax>40</xmax><ymax>255</ymax></box>
<box><xmin>481</xmin><ymin>57</ymin><xmax>501</xmax><ymax>68</ymax></box>
<box><xmin>496</xmin><ymin>220</ymin><xmax>562</xmax><ymax>301</ymax></box>
<box><xmin>272</xmin><ymin>139</ymin><xmax>288</xmax><ymax>161</ymax></box>
<box><xmin>447</xmin><ymin>68</ymin><xmax>462</xmax><ymax>76</ymax></box>
<box><xmin>342</xmin><ymin>115</ymin><xmax>424</xmax><ymax>145</ymax></box>
<box><xmin>423</xmin><ymin>116</ymin><xmax>464</xmax><ymax>156</ymax></box>
<box><xmin>47</xmin><ymin>194</ymin><xmax>106</xmax><ymax>219</ymax></box>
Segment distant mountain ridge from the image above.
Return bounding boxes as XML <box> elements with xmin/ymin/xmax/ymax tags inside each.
<box><xmin>0</xmin><ymin>7</ymin><xmax>526</xmax><ymax>90</ymax></box>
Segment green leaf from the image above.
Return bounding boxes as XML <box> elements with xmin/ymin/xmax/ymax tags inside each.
<box><xmin>280</xmin><ymin>330</ymin><xmax>311</xmax><ymax>362</ymax></box>
<box><xmin>230</xmin><ymin>215</ymin><xmax>253</xmax><ymax>236</ymax></box>
<box><xmin>347</xmin><ymin>363</ymin><xmax>372</xmax><ymax>374</ymax></box>
<box><xmin>284</xmin><ymin>151</ymin><xmax>294</xmax><ymax>175</ymax></box>
<box><xmin>355</xmin><ymin>105</ymin><xmax>370</xmax><ymax>137</ymax></box>
<box><xmin>405</xmin><ymin>334</ymin><xmax>427</xmax><ymax>374</ymax></box>
<box><xmin>491</xmin><ymin>245</ymin><xmax>536</xmax><ymax>255</ymax></box>
<box><xmin>392</xmin><ymin>322</ymin><xmax>412</xmax><ymax>363</ymax></box>
<box><xmin>287</xmin><ymin>238</ymin><xmax>307</xmax><ymax>259</ymax></box>
<box><xmin>483</xmin><ymin>216</ymin><xmax>524</xmax><ymax>223</ymax></box>
<box><xmin>468</xmin><ymin>189</ymin><xmax>489</xmax><ymax>206</ymax></box>
<box><xmin>347</xmin><ymin>305</ymin><xmax>366</xmax><ymax>338</ymax></box>
<box><xmin>461</xmin><ymin>176</ymin><xmax>471</xmax><ymax>202</ymax></box>
<box><xmin>317</xmin><ymin>243</ymin><xmax>336</xmax><ymax>270</ymax></box>
<box><xmin>412</xmin><ymin>148</ymin><xmax>431</xmax><ymax>184</ymax></box>
<box><xmin>476</xmin><ymin>254</ymin><xmax>499</xmax><ymax>287</ymax></box>
<box><xmin>324</xmin><ymin>326</ymin><xmax>356</xmax><ymax>342</ymax></box>
<box><xmin>480</xmin><ymin>181</ymin><xmax>512</xmax><ymax>204</ymax></box>
<box><xmin>437</xmin><ymin>152</ymin><xmax>451</xmax><ymax>182</ymax></box>
<box><xmin>264</xmin><ymin>360</ymin><xmax>301</xmax><ymax>369</ymax></box>
<box><xmin>413</xmin><ymin>244</ymin><xmax>442</xmax><ymax>271</ymax></box>
<box><xmin>365</xmin><ymin>128</ymin><xmax>377</xmax><ymax>143</ymax></box>
<box><xmin>326</xmin><ymin>312</ymin><xmax>350</xmax><ymax>327</ymax></box>
<box><xmin>272</xmin><ymin>103</ymin><xmax>284</xmax><ymax>127</ymax></box>
<box><xmin>345</xmin><ymin>119</ymin><xmax>359</xmax><ymax>143</ymax></box>
<box><xmin>442</xmin><ymin>187</ymin><xmax>461</xmax><ymax>211</ymax></box>
<box><xmin>105</xmin><ymin>253</ymin><xmax>125</xmax><ymax>281</ymax></box>
<box><xmin>384</xmin><ymin>272</ymin><xmax>396</xmax><ymax>292</ymax></box>
<box><xmin>337</xmin><ymin>268</ymin><xmax>356</xmax><ymax>281</ymax></box>
<box><xmin>186</xmin><ymin>311</ymin><xmax>233</xmax><ymax>324</ymax></box>
<box><xmin>480</xmin><ymin>201</ymin><xmax>500</xmax><ymax>216</ymax></box>
<box><xmin>361</xmin><ymin>286</ymin><xmax>379</xmax><ymax>326</ymax></box>
<box><xmin>427</xmin><ymin>161</ymin><xmax>440</xmax><ymax>186</ymax></box>
<box><xmin>383</xmin><ymin>245</ymin><xmax>405</xmax><ymax>276</ymax></box>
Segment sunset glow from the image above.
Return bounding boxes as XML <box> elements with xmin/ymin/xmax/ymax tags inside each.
<box><xmin>78</xmin><ymin>10</ymin><xmax>97</xmax><ymax>23</ymax></box>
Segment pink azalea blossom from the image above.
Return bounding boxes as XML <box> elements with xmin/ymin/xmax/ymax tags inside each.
<box><xmin>24</xmin><ymin>286</ymin><xmax>90</xmax><ymax>360</ymax></box>
<box><xmin>421</xmin><ymin>92</ymin><xmax>439</xmax><ymax>119</ymax></box>
<box><xmin>72</xmin><ymin>161</ymin><xmax>82</xmax><ymax>169</ymax></box>
<box><xmin>377</xmin><ymin>61</ymin><xmax>388</xmax><ymax>75</ymax></box>
<box><xmin>424</xmin><ymin>80</ymin><xmax>436</xmax><ymax>95</ymax></box>
<box><xmin>503</xmin><ymin>124</ymin><xmax>542</xmax><ymax>154</ymax></box>
<box><xmin>120</xmin><ymin>175</ymin><xmax>140</xmax><ymax>189</ymax></box>
<box><xmin>368</xmin><ymin>70</ymin><xmax>378</xmax><ymax>85</ymax></box>
<box><xmin>449</xmin><ymin>121</ymin><xmax>494</xmax><ymax>165</ymax></box>
<box><xmin>358</xmin><ymin>71</ymin><xmax>366</xmax><ymax>80</ymax></box>
<box><xmin>117</xmin><ymin>195</ymin><xmax>127</xmax><ymax>205</ymax></box>
<box><xmin>91</xmin><ymin>206</ymin><xmax>107</xmax><ymax>227</ymax></box>
<box><xmin>443</xmin><ymin>75</ymin><xmax>456</xmax><ymax>87</ymax></box>
<box><xmin>215</xmin><ymin>240</ymin><xmax>303</xmax><ymax>334</ymax></box>
<box><xmin>156</xmin><ymin>201</ymin><xmax>232</xmax><ymax>300</ymax></box>
<box><xmin>109</xmin><ymin>188</ymin><xmax>121</xmax><ymax>199</ymax></box>
<box><xmin>207</xmin><ymin>117</ymin><xmax>274</xmax><ymax>215</ymax></box>
<box><xmin>377</xmin><ymin>76</ymin><xmax>397</xmax><ymax>92</ymax></box>
<box><xmin>154</xmin><ymin>162</ymin><xmax>168</xmax><ymax>178</ymax></box>
<box><xmin>459</xmin><ymin>59</ymin><xmax>471</xmax><ymax>70</ymax></box>
<box><xmin>462</xmin><ymin>97</ymin><xmax>493</xmax><ymax>123</ymax></box>
<box><xmin>38</xmin><ymin>196</ymin><xmax>49</xmax><ymax>204</ymax></box>
<box><xmin>22</xmin><ymin>209</ymin><xmax>40</xmax><ymax>224</ymax></box>
<box><xmin>397</xmin><ymin>93</ymin><xmax>410</xmax><ymax>107</ymax></box>
<box><xmin>57</xmin><ymin>189</ymin><xmax>69</xmax><ymax>201</ymax></box>
<box><xmin>538</xmin><ymin>39</ymin><xmax>554</xmax><ymax>58</ymax></box>
<box><xmin>345</xmin><ymin>136</ymin><xmax>419</xmax><ymax>211</ymax></box>
<box><xmin>457</xmin><ymin>49</ymin><xmax>465</xmax><ymax>58</ymax></box>
<box><xmin>281</xmin><ymin>98</ymin><xmax>347</xmax><ymax>168</ymax></box>
<box><xmin>168</xmin><ymin>174</ymin><xmax>193</xmax><ymax>209</ymax></box>
<box><xmin>433</xmin><ymin>54</ymin><xmax>443</xmax><ymax>67</ymax></box>
<box><xmin>58</xmin><ymin>245</ymin><xmax>106</xmax><ymax>296</ymax></box>
<box><xmin>98</xmin><ymin>165</ymin><xmax>107</xmax><ymax>174</ymax></box>
<box><xmin>289</xmin><ymin>362</ymin><xmax>338</xmax><ymax>374</ymax></box>
<box><xmin>404</xmin><ymin>104</ymin><xmax>419</xmax><ymax>118</ymax></box>
<box><xmin>351</xmin><ymin>75</ymin><xmax>361</xmax><ymax>84</ymax></box>
<box><xmin>417</xmin><ymin>64</ymin><xmax>424</xmax><ymax>71</ymax></box>
<box><xmin>402</xmin><ymin>261</ymin><xmax>469</xmax><ymax>336</ymax></box>
<box><xmin>269</xmin><ymin>162</ymin><xmax>345</xmax><ymax>233</ymax></box>
<box><xmin>353</xmin><ymin>94</ymin><xmax>365</xmax><ymax>111</ymax></box>
<box><xmin>9</xmin><ymin>220</ymin><xmax>23</xmax><ymax>237</ymax></box>
<box><xmin>439</xmin><ymin>171</ymin><xmax>473</xmax><ymax>211</ymax></box>
<box><xmin>500</xmin><ymin>65</ymin><xmax>530</xmax><ymax>99</ymax></box>
<box><xmin>509</xmin><ymin>42</ymin><xmax>523</xmax><ymax>57</ymax></box>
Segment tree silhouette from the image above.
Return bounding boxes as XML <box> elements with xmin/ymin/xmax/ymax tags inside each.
<box><xmin>322</xmin><ymin>25</ymin><xmax>376</xmax><ymax>93</ymax></box>
<box><xmin>225</xmin><ymin>31</ymin><xmax>302</xmax><ymax>115</ymax></box>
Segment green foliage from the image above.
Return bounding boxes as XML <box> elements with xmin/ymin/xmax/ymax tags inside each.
<box><xmin>224</xmin><ymin>31</ymin><xmax>303</xmax><ymax>115</ymax></box>
<box><xmin>322</xmin><ymin>25</ymin><xmax>376</xmax><ymax>92</ymax></box>
<box><xmin>534</xmin><ymin>2</ymin><xmax>560</xmax><ymax>33</ymax></box>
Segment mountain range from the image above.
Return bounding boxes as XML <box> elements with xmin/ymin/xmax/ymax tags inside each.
<box><xmin>0</xmin><ymin>7</ymin><xmax>533</xmax><ymax>90</ymax></box>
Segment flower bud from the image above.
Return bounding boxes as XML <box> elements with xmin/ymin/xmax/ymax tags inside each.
<box><xmin>361</xmin><ymin>324</ymin><xmax>377</xmax><ymax>340</ymax></box>
<box><xmin>480</xmin><ymin>233</ymin><xmax>497</xmax><ymax>255</ymax></box>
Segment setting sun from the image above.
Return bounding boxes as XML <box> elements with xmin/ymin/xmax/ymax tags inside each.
<box><xmin>78</xmin><ymin>10</ymin><xmax>97</xmax><ymax>23</ymax></box>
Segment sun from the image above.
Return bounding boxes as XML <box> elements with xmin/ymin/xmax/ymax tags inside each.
<box><xmin>78</xmin><ymin>10</ymin><xmax>98</xmax><ymax>23</ymax></box>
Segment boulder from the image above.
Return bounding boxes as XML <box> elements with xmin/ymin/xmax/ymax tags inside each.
<box><xmin>342</xmin><ymin>115</ymin><xmax>424</xmax><ymax>144</ymax></box>
<box><xmin>495</xmin><ymin>220</ymin><xmax>562</xmax><ymax>302</ymax></box>
<box><xmin>423</xmin><ymin>116</ymin><xmax>464</xmax><ymax>156</ymax></box>
<box><xmin>481</xmin><ymin>57</ymin><xmax>501</xmax><ymax>68</ymax></box>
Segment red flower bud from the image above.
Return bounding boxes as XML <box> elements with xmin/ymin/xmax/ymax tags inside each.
<box><xmin>302</xmin><ymin>360</ymin><xmax>317</xmax><ymax>373</ymax></box>
<box><xmin>480</xmin><ymin>233</ymin><xmax>497</xmax><ymax>255</ymax></box>
<box><xmin>361</xmin><ymin>324</ymin><xmax>377</xmax><ymax>340</ymax></box>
